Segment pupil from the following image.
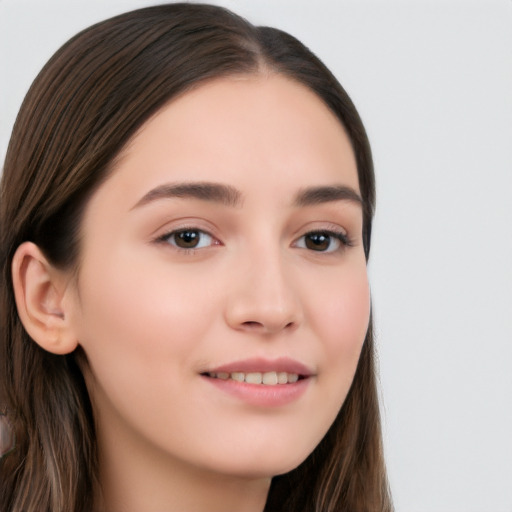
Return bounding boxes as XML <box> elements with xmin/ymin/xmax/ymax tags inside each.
<box><xmin>306</xmin><ymin>233</ymin><xmax>330</xmax><ymax>251</ymax></box>
<box><xmin>176</xmin><ymin>230</ymin><xmax>199</xmax><ymax>248</ymax></box>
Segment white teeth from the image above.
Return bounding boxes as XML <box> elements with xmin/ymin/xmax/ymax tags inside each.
<box><xmin>277</xmin><ymin>371</ymin><xmax>288</xmax><ymax>384</ymax></box>
<box><xmin>207</xmin><ymin>371</ymin><xmax>301</xmax><ymax>385</ymax></box>
<box><xmin>262</xmin><ymin>371</ymin><xmax>278</xmax><ymax>385</ymax></box>
<box><xmin>245</xmin><ymin>372</ymin><xmax>262</xmax><ymax>384</ymax></box>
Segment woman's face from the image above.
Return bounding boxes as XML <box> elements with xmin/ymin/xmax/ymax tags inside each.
<box><xmin>67</xmin><ymin>74</ymin><xmax>370</xmax><ymax>479</ymax></box>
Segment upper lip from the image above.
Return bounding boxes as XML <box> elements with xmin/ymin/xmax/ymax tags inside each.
<box><xmin>203</xmin><ymin>357</ymin><xmax>314</xmax><ymax>377</ymax></box>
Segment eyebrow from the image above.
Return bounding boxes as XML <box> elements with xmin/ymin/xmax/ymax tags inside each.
<box><xmin>132</xmin><ymin>181</ymin><xmax>362</xmax><ymax>210</ymax></box>
<box><xmin>292</xmin><ymin>185</ymin><xmax>363</xmax><ymax>208</ymax></box>
<box><xmin>132</xmin><ymin>181</ymin><xmax>243</xmax><ymax>209</ymax></box>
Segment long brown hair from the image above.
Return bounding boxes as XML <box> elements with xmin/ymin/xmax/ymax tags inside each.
<box><xmin>0</xmin><ymin>4</ymin><xmax>392</xmax><ymax>511</ymax></box>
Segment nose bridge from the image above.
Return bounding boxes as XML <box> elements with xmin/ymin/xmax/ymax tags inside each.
<box><xmin>225</xmin><ymin>236</ymin><xmax>302</xmax><ymax>334</ymax></box>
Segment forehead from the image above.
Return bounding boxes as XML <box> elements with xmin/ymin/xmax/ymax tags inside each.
<box><xmin>97</xmin><ymin>73</ymin><xmax>360</xmax><ymax>207</ymax></box>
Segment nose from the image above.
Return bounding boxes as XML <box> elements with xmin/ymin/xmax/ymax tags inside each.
<box><xmin>224</xmin><ymin>249</ymin><xmax>303</xmax><ymax>336</ymax></box>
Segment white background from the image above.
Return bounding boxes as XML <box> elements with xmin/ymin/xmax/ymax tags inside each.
<box><xmin>1</xmin><ymin>1</ymin><xmax>511</xmax><ymax>511</ymax></box>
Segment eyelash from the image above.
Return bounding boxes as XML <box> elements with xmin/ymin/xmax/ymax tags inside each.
<box><xmin>156</xmin><ymin>227</ymin><xmax>219</xmax><ymax>252</ymax></box>
<box><xmin>294</xmin><ymin>229</ymin><xmax>353</xmax><ymax>253</ymax></box>
<box><xmin>156</xmin><ymin>227</ymin><xmax>352</xmax><ymax>254</ymax></box>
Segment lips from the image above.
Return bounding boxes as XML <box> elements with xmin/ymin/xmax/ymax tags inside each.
<box><xmin>202</xmin><ymin>357</ymin><xmax>313</xmax><ymax>376</ymax></box>
<box><xmin>200</xmin><ymin>357</ymin><xmax>313</xmax><ymax>407</ymax></box>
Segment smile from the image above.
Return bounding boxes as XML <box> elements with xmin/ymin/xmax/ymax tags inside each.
<box><xmin>200</xmin><ymin>358</ymin><xmax>312</xmax><ymax>407</ymax></box>
<box><xmin>205</xmin><ymin>371</ymin><xmax>301</xmax><ymax>385</ymax></box>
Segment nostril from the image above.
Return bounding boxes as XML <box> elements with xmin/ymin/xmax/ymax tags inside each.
<box><xmin>240</xmin><ymin>320</ymin><xmax>296</xmax><ymax>333</ymax></box>
<box><xmin>242</xmin><ymin>321</ymin><xmax>263</xmax><ymax>329</ymax></box>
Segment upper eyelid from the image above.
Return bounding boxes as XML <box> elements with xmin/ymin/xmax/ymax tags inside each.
<box><xmin>156</xmin><ymin>226</ymin><xmax>216</xmax><ymax>242</ymax></box>
<box><xmin>151</xmin><ymin>218</ymin><xmax>219</xmax><ymax>239</ymax></box>
<box><xmin>292</xmin><ymin>222</ymin><xmax>349</xmax><ymax>239</ymax></box>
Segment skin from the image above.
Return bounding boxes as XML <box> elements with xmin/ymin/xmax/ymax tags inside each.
<box><xmin>14</xmin><ymin>73</ymin><xmax>370</xmax><ymax>512</ymax></box>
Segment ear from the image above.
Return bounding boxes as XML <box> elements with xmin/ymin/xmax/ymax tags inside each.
<box><xmin>11</xmin><ymin>242</ymin><xmax>79</xmax><ymax>355</ymax></box>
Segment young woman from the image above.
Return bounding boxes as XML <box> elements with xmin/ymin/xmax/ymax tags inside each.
<box><xmin>0</xmin><ymin>4</ymin><xmax>392</xmax><ymax>511</ymax></box>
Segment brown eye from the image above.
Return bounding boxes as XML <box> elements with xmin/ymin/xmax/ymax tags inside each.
<box><xmin>305</xmin><ymin>233</ymin><xmax>331</xmax><ymax>251</ymax></box>
<box><xmin>295</xmin><ymin>230</ymin><xmax>348</xmax><ymax>253</ymax></box>
<box><xmin>163</xmin><ymin>229</ymin><xmax>214</xmax><ymax>250</ymax></box>
<box><xmin>175</xmin><ymin>230</ymin><xmax>200</xmax><ymax>248</ymax></box>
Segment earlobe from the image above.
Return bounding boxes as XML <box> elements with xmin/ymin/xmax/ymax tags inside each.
<box><xmin>11</xmin><ymin>242</ymin><xmax>79</xmax><ymax>355</ymax></box>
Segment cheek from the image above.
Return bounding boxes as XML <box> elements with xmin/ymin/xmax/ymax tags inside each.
<box><xmin>72</xmin><ymin>252</ymin><xmax>230</xmax><ymax>459</ymax></box>
<box><xmin>308</xmin><ymin>262</ymin><xmax>370</xmax><ymax>392</ymax></box>
<box><xmin>73</xmin><ymin>251</ymin><xmax>219</xmax><ymax>396</ymax></box>
<box><xmin>314</xmin><ymin>261</ymin><xmax>369</xmax><ymax>336</ymax></box>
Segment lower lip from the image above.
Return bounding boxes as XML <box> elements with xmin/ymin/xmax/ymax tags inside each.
<box><xmin>202</xmin><ymin>375</ymin><xmax>310</xmax><ymax>407</ymax></box>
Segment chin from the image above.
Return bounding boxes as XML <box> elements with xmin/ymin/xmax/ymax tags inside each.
<box><xmin>204</xmin><ymin>445</ymin><xmax>313</xmax><ymax>480</ymax></box>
